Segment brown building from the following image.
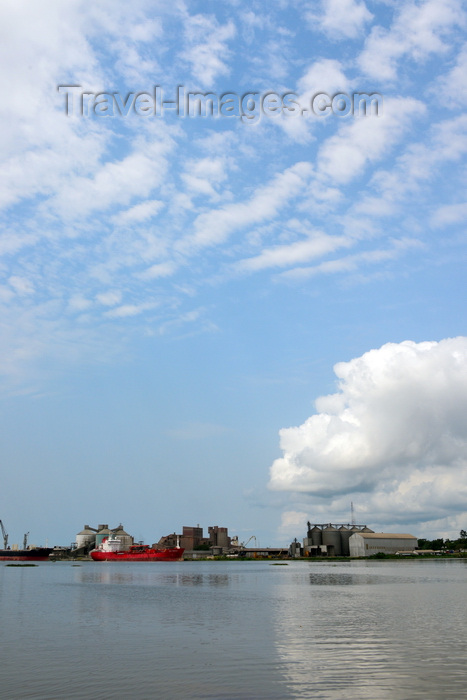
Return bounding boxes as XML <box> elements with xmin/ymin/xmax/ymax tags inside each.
<box><xmin>156</xmin><ymin>532</ymin><xmax>179</xmax><ymax>548</ymax></box>
<box><xmin>158</xmin><ymin>524</ymin><xmax>232</xmax><ymax>553</ymax></box>
<box><xmin>180</xmin><ymin>525</ymin><xmax>203</xmax><ymax>550</ymax></box>
<box><xmin>208</xmin><ymin>526</ymin><xmax>231</xmax><ymax>549</ymax></box>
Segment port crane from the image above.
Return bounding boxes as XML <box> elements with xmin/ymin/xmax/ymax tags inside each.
<box><xmin>226</xmin><ymin>535</ymin><xmax>258</xmax><ymax>557</ymax></box>
<box><xmin>0</xmin><ymin>520</ymin><xmax>8</xmax><ymax>549</ymax></box>
<box><xmin>232</xmin><ymin>535</ymin><xmax>258</xmax><ymax>558</ymax></box>
<box><xmin>241</xmin><ymin>535</ymin><xmax>257</xmax><ymax>548</ymax></box>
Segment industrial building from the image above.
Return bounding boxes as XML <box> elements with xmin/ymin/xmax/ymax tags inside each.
<box><xmin>156</xmin><ymin>532</ymin><xmax>180</xmax><ymax>548</ymax></box>
<box><xmin>75</xmin><ymin>524</ymin><xmax>133</xmax><ymax>553</ymax></box>
<box><xmin>300</xmin><ymin>522</ymin><xmax>375</xmax><ymax>557</ymax></box>
<box><xmin>165</xmin><ymin>524</ymin><xmax>232</xmax><ymax>555</ymax></box>
<box><xmin>208</xmin><ymin>526</ymin><xmax>230</xmax><ymax>549</ymax></box>
<box><xmin>75</xmin><ymin>523</ymin><xmax>233</xmax><ymax>557</ymax></box>
<box><xmin>179</xmin><ymin>525</ymin><xmax>205</xmax><ymax>550</ymax></box>
<box><xmin>349</xmin><ymin>532</ymin><xmax>418</xmax><ymax>557</ymax></box>
<box><xmin>294</xmin><ymin>521</ymin><xmax>418</xmax><ymax>557</ymax></box>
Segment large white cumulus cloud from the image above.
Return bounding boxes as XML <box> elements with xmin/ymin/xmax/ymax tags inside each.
<box><xmin>269</xmin><ymin>338</ymin><xmax>467</xmax><ymax>528</ymax></box>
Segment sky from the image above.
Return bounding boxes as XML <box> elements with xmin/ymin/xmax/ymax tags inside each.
<box><xmin>0</xmin><ymin>0</ymin><xmax>466</xmax><ymax>548</ymax></box>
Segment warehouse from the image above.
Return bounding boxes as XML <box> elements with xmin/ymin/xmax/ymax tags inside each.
<box><xmin>349</xmin><ymin>532</ymin><xmax>418</xmax><ymax>557</ymax></box>
<box><xmin>301</xmin><ymin>522</ymin><xmax>375</xmax><ymax>556</ymax></box>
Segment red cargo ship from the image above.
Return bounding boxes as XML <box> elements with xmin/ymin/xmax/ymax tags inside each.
<box><xmin>90</xmin><ymin>536</ymin><xmax>184</xmax><ymax>562</ymax></box>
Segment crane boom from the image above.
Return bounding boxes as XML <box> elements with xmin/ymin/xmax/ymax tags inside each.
<box><xmin>0</xmin><ymin>520</ymin><xmax>8</xmax><ymax>549</ymax></box>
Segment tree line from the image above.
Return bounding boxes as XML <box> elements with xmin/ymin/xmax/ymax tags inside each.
<box><xmin>417</xmin><ymin>530</ymin><xmax>467</xmax><ymax>552</ymax></box>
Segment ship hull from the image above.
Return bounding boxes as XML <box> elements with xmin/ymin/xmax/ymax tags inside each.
<box><xmin>0</xmin><ymin>548</ymin><xmax>53</xmax><ymax>561</ymax></box>
<box><xmin>90</xmin><ymin>548</ymin><xmax>184</xmax><ymax>562</ymax></box>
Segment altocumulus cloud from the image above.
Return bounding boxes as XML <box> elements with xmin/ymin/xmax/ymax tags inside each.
<box><xmin>269</xmin><ymin>338</ymin><xmax>467</xmax><ymax>528</ymax></box>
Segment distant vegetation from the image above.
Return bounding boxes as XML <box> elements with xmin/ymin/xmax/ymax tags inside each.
<box><xmin>417</xmin><ymin>530</ymin><xmax>467</xmax><ymax>552</ymax></box>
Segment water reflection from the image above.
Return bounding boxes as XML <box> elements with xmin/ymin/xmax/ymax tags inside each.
<box><xmin>308</xmin><ymin>571</ymin><xmax>376</xmax><ymax>586</ymax></box>
<box><xmin>75</xmin><ymin>568</ymin><xmax>230</xmax><ymax>587</ymax></box>
<box><xmin>272</xmin><ymin>560</ymin><xmax>467</xmax><ymax>699</ymax></box>
<box><xmin>1</xmin><ymin>560</ymin><xmax>467</xmax><ymax>699</ymax></box>
<box><xmin>307</xmin><ymin>571</ymin><xmax>414</xmax><ymax>586</ymax></box>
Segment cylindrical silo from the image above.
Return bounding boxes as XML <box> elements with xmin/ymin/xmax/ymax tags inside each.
<box><xmin>112</xmin><ymin>524</ymin><xmax>133</xmax><ymax>550</ymax></box>
<box><xmin>311</xmin><ymin>526</ymin><xmax>322</xmax><ymax>546</ymax></box>
<box><xmin>76</xmin><ymin>525</ymin><xmax>97</xmax><ymax>549</ymax></box>
<box><xmin>339</xmin><ymin>526</ymin><xmax>351</xmax><ymax>556</ymax></box>
<box><xmin>361</xmin><ymin>526</ymin><xmax>375</xmax><ymax>533</ymax></box>
<box><xmin>95</xmin><ymin>525</ymin><xmax>111</xmax><ymax>546</ymax></box>
<box><xmin>323</xmin><ymin>524</ymin><xmax>341</xmax><ymax>556</ymax></box>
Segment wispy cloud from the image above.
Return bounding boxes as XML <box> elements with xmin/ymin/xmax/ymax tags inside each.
<box><xmin>178</xmin><ymin>162</ymin><xmax>313</xmax><ymax>252</ymax></box>
<box><xmin>156</xmin><ymin>308</ymin><xmax>217</xmax><ymax>337</ymax></box>
<box><xmin>305</xmin><ymin>0</ymin><xmax>373</xmax><ymax>39</ymax></box>
<box><xmin>235</xmin><ymin>232</ymin><xmax>352</xmax><ymax>273</ymax></box>
<box><xmin>358</xmin><ymin>0</ymin><xmax>465</xmax><ymax>81</ymax></box>
<box><xmin>181</xmin><ymin>13</ymin><xmax>236</xmax><ymax>88</ymax></box>
<box><xmin>432</xmin><ymin>202</ymin><xmax>467</xmax><ymax>227</ymax></box>
<box><xmin>112</xmin><ymin>200</ymin><xmax>165</xmax><ymax>226</ymax></box>
<box><xmin>105</xmin><ymin>301</ymin><xmax>159</xmax><ymax>318</ymax></box>
<box><xmin>277</xmin><ymin>238</ymin><xmax>422</xmax><ymax>281</ymax></box>
<box><xmin>317</xmin><ymin>98</ymin><xmax>425</xmax><ymax>184</ymax></box>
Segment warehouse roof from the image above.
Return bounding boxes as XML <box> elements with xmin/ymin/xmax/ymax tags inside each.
<box><xmin>351</xmin><ymin>533</ymin><xmax>416</xmax><ymax>539</ymax></box>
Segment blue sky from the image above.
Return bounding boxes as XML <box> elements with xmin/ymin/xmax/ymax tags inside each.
<box><xmin>1</xmin><ymin>0</ymin><xmax>466</xmax><ymax>547</ymax></box>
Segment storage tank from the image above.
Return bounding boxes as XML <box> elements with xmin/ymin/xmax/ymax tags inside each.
<box><xmin>361</xmin><ymin>526</ymin><xmax>375</xmax><ymax>533</ymax></box>
<box><xmin>95</xmin><ymin>524</ymin><xmax>111</xmax><ymax>546</ymax></box>
<box><xmin>311</xmin><ymin>526</ymin><xmax>322</xmax><ymax>546</ymax></box>
<box><xmin>339</xmin><ymin>526</ymin><xmax>351</xmax><ymax>556</ymax></box>
<box><xmin>323</xmin><ymin>524</ymin><xmax>341</xmax><ymax>556</ymax></box>
<box><xmin>76</xmin><ymin>525</ymin><xmax>97</xmax><ymax>549</ymax></box>
<box><xmin>111</xmin><ymin>524</ymin><xmax>133</xmax><ymax>550</ymax></box>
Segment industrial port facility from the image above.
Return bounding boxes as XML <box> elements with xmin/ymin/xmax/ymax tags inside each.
<box><xmin>1</xmin><ymin>516</ymin><xmax>418</xmax><ymax>560</ymax></box>
<box><xmin>289</xmin><ymin>521</ymin><xmax>418</xmax><ymax>557</ymax></box>
<box><xmin>72</xmin><ymin>523</ymin><xmax>289</xmax><ymax>559</ymax></box>
<box><xmin>69</xmin><ymin>520</ymin><xmax>418</xmax><ymax>559</ymax></box>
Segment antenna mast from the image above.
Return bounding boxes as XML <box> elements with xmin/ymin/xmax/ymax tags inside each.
<box><xmin>350</xmin><ymin>502</ymin><xmax>355</xmax><ymax>527</ymax></box>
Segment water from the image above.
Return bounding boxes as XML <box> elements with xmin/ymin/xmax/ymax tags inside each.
<box><xmin>1</xmin><ymin>559</ymin><xmax>466</xmax><ymax>699</ymax></box>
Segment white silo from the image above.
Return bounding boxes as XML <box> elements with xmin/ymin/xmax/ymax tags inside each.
<box><xmin>76</xmin><ymin>525</ymin><xmax>97</xmax><ymax>549</ymax></box>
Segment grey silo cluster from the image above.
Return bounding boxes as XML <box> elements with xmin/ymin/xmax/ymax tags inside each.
<box><xmin>75</xmin><ymin>523</ymin><xmax>134</xmax><ymax>553</ymax></box>
<box><xmin>303</xmin><ymin>522</ymin><xmax>374</xmax><ymax>556</ymax></box>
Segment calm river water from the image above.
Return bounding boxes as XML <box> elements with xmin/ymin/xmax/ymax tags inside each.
<box><xmin>1</xmin><ymin>559</ymin><xmax>466</xmax><ymax>699</ymax></box>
